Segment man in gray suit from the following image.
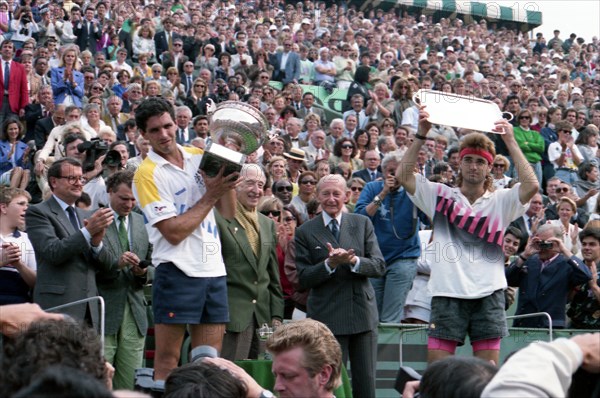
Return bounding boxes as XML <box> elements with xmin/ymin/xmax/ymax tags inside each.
<box><xmin>95</xmin><ymin>170</ymin><xmax>153</xmax><ymax>390</ymax></box>
<box><xmin>25</xmin><ymin>158</ymin><xmax>114</xmax><ymax>326</ymax></box>
<box><xmin>295</xmin><ymin>174</ymin><xmax>385</xmax><ymax>398</ymax></box>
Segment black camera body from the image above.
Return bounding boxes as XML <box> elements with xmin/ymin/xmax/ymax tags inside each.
<box><xmin>539</xmin><ymin>241</ymin><xmax>553</xmax><ymax>250</ymax></box>
<box><xmin>77</xmin><ymin>138</ymin><xmax>108</xmax><ymax>172</ymax></box>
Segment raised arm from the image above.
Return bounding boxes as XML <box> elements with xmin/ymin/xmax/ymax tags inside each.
<box><xmin>396</xmin><ymin>107</ymin><xmax>431</xmax><ymax>195</ymax></box>
<box><xmin>496</xmin><ymin>120</ymin><xmax>539</xmax><ymax>204</ymax></box>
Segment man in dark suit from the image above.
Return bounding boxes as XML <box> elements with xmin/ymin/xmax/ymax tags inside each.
<box><xmin>73</xmin><ymin>6</ymin><xmax>102</xmax><ymax>55</ymax></box>
<box><xmin>216</xmin><ymin>164</ymin><xmax>283</xmax><ymax>360</ymax></box>
<box><xmin>295</xmin><ymin>174</ymin><xmax>385</xmax><ymax>398</ymax></box>
<box><xmin>25</xmin><ymin>158</ymin><xmax>114</xmax><ymax>326</ymax></box>
<box><xmin>33</xmin><ymin>105</ymin><xmax>65</xmax><ymax>150</ymax></box>
<box><xmin>0</xmin><ymin>41</ymin><xmax>29</xmax><ymax>126</ymax></box>
<box><xmin>509</xmin><ymin>193</ymin><xmax>545</xmax><ymax>250</ymax></box>
<box><xmin>161</xmin><ymin>38</ymin><xmax>189</xmax><ymax>75</ymax></box>
<box><xmin>154</xmin><ymin>17</ymin><xmax>180</xmax><ymax>61</ymax></box>
<box><xmin>506</xmin><ymin>223</ymin><xmax>591</xmax><ymax>328</ymax></box>
<box><xmin>296</xmin><ymin>92</ymin><xmax>327</xmax><ymax>128</ymax></box>
<box><xmin>352</xmin><ymin>150</ymin><xmax>382</xmax><ymax>182</ymax></box>
<box><xmin>273</xmin><ymin>39</ymin><xmax>301</xmax><ymax>85</ymax></box>
<box><xmin>23</xmin><ymin>85</ymin><xmax>55</xmax><ymax>143</ymax></box>
<box><xmin>95</xmin><ymin>171</ymin><xmax>153</xmax><ymax>390</ymax></box>
<box><xmin>115</xmin><ymin>15</ymin><xmax>133</xmax><ymax>61</ymax></box>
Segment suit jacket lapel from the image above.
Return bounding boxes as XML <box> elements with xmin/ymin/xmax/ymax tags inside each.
<box><xmin>49</xmin><ymin>196</ymin><xmax>76</xmax><ymax>235</ymax></box>
<box><xmin>228</xmin><ymin>219</ymin><xmax>257</xmax><ymax>269</ymax></box>
<box><xmin>317</xmin><ymin>216</ymin><xmax>338</xmax><ymax>249</ymax></box>
<box><xmin>539</xmin><ymin>256</ymin><xmax>563</xmax><ymax>290</ymax></box>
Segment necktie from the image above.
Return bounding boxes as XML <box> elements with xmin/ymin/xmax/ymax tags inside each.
<box><xmin>66</xmin><ymin>206</ymin><xmax>79</xmax><ymax>231</ymax></box>
<box><xmin>356</xmin><ymin>111</ymin><xmax>360</xmax><ymax>125</ymax></box>
<box><xmin>329</xmin><ymin>219</ymin><xmax>339</xmax><ymax>241</ymax></box>
<box><xmin>167</xmin><ymin>32</ymin><xmax>173</xmax><ymax>51</ymax></box>
<box><xmin>4</xmin><ymin>61</ymin><xmax>9</xmax><ymax>91</ymax></box>
<box><xmin>371</xmin><ymin>171</ymin><xmax>376</xmax><ymax>181</ymax></box>
<box><xmin>118</xmin><ymin>216</ymin><xmax>129</xmax><ymax>252</ymax></box>
<box><xmin>187</xmin><ymin>76</ymin><xmax>192</xmax><ymax>95</ymax></box>
<box><xmin>178</xmin><ymin>128</ymin><xmax>184</xmax><ymax>144</ymax></box>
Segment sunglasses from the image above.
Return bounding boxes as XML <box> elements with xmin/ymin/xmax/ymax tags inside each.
<box><xmin>519</xmin><ymin>116</ymin><xmax>531</xmax><ymax>120</ymax></box>
<box><xmin>556</xmin><ymin>187</ymin><xmax>570</xmax><ymax>193</ymax></box>
<box><xmin>559</xmin><ymin>130</ymin><xmax>572</xmax><ymax>134</ymax></box>
<box><xmin>300</xmin><ymin>180</ymin><xmax>317</xmax><ymax>185</ymax></box>
<box><xmin>283</xmin><ymin>216</ymin><xmax>296</xmax><ymax>223</ymax></box>
<box><xmin>350</xmin><ymin>186</ymin><xmax>363</xmax><ymax>192</ymax></box>
<box><xmin>341</xmin><ymin>144</ymin><xmax>354</xmax><ymax>149</ymax></box>
<box><xmin>276</xmin><ymin>185</ymin><xmax>293</xmax><ymax>192</ymax></box>
<box><xmin>260</xmin><ymin>210</ymin><xmax>281</xmax><ymax>217</ymax></box>
<box><xmin>493</xmin><ymin>163</ymin><xmax>505</xmax><ymax>168</ymax></box>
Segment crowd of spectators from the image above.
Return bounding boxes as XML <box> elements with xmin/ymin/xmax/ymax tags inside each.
<box><xmin>1</xmin><ymin>0</ymin><xmax>600</xmax><ymax>396</ymax></box>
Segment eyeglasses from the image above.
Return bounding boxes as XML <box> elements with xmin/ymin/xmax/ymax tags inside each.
<box><xmin>341</xmin><ymin>144</ymin><xmax>354</xmax><ymax>149</ymax></box>
<box><xmin>493</xmin><ymin>163</ymin><xmax>505</xmax><ymax>168</ymax></box>
<box><xmin>559</xmin><ymin>129</ymin><xmax>572</xmax><ymax>134</ymax></box>
<box><xmin>350</xmin><ymin>186</ymin><xmax>363</xmax><ymax>192</ymax></box>
<box><xmin>57</xmin><ymin>176</ymin><xmax>87</xmax><ymax>185</ymax></box>
<box><xmin>283</xmin><ymin>216</ymin><xmax>296</xmax><ymax>223</ymax></box>
<box><xmin>194</xmin><ymin>84</ymin><xmax>205</xmax><ymax>87</ymax></box>
<box><xmin>92</xmin><ymin>86</ymin><xmax>103</xmax><ymax>90</ymax></box>
<box><xmin>276</xmin><ymin>185</ymin><xmax>293</xmax><ymax>192</ymax></box>
<box><xmin>519</xmin><ymin>116</ymin><xmax>531</xmax><ymax>120</ymax></box>
<box><xmin>260</xmin><ymin>75</ymin><xmax>270</xmax><ymax>79</ymax></box>
<box><xmin>260</xmin><ymin>210</ymin><xmax>281</xmax><ymax>217</ymax></box>
<box><xmin>300</xmin><ymin>180</ymin><xmax>317</xmax><ymax>185</ymax></box>
<box><xmin>173</xmin><ymin>43</ymin><xmax>182</xmax><ymax>47</ymax></box>
<box><xmin>556</xmin><ymin>187</ymin><xmax>570</xmax><ymax>193</ymax></box>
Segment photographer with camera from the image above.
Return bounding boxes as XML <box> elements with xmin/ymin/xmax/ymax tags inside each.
<box><xmin>9</xmin><ymin>6</ymin><xmax>39</xmax><ymax>50</ymax></box>
<box><xmin>506</xmin><ymin>223</ymin><xmax>592</xmax><ymax>328</ymax></box>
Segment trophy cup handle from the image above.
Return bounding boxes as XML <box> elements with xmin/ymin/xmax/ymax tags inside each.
<box><xmin>501</xmin><ymin>112</ymin><xmax>514</xmax><ymax>122</ymax></box>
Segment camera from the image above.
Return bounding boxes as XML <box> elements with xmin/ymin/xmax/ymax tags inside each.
<box><xmin>102</xmin><ymin>149</ymin><xmax>122</xmax><ymax>168</ymax></box>
<box><xmin>539</xmin><ymin>241</ymin><xmax>553</xmax><ymax>250</ymax></box>
<box><xmin>138</xmin><ymin>260</ymin><xmax>152</xmax><ymax>269</ymax></box>
<box><xmin>77</xmin><ymin>138</ymin><xmax>108</xmax><ymax>172</ymax></box>
<box><xmin>21</xmin><ymin>14</ymin><xmax>31</xmax><ymax>24</ymax></box>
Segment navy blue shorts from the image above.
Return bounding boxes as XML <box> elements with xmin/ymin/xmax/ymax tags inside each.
<box><xmin>153</xmin><ymin>262</ymin><xmax>229</xmax><ymax>325</ymax></box>
<box><xmin>428</xmin><ymin>289</ymin><xmax>508</xmax><ymax>344</ymax></box>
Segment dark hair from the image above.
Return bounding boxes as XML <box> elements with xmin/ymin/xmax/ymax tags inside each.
<box><xmin>284</xmin><ymin>205</ymin><xmax>302</xmax><ymax>227</ymax></box>
<box><xmin>505</xmin><ymin>225</ymin><xmax>524</xmax><ymax>241</ymax></box>
<box><xmin>135</xmin><ymin>97</ymin><xmax>176</xmax><ymax>133</ymax></box>
<box><xmin>333</xmin><ymin>138</ymin><xmax>358</xmax><ymax>158</ymax></box>
<box><xmin>47</xmin><ymin>158</ymin><xmax>82</xmax><ymax>191</ymax></box>
<box><xmin>419</xmin><ymin>356</ymin><xmax>497</xmax><ymax>398</ymax></box>
<box><xmin>0</xmin><ymin>320</ymin><xmax>106</xmax><ymax>396</ymax></box>
<box><xmin>578</xmin><ymin>161</ymin><xmax>597</xmax><ymax>181</ymax></box>
<box><xmin>579</xmin><ymin>226</ymin><xmax>600</xmax><ymax>243</ymax></box>
<box><xmin>164</xmin><ymin>362</ymin><xmax>247</xmax><ymax>398</ymax></box>
<box><xmin>354</xmin><ymin>65</ymin><xmax>371</xmax><ymax>84</ymax></box>
<box><xmin>75</xmin><ymin>191</ymin><xmax>92</xmax><ymax>208</ymax></box>
<box><xmin>105</xmin><ymin>169</ymin><xmax>134</xmax><ymax>193</ymax></box>
<box><xmin>12</xmin><ymin>365</ymin><xmax>113</xmax><ymax>398</ymax></box>
<box><xmin>353</xmin><ymin>129</ymin><xmax>371</xmax><ymax>149</ymax></box>
<box><xmin>0</xmin><ymin>117</ymin><xmax>24</xmax><ymax>141</ymax></box>
<box><xmin>432</xmin><ymin>161</ymin><xmax>450</xmax><ymax>175</ymax></box>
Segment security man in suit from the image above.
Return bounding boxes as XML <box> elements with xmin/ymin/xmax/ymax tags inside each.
<box><xmin>295</xmin><ymin>174</ymin><xmax>385</xmax><ymax>398</ymax></box>
<box><xmin>216</xmin><ymin>164</ymin><xmax>284</xmax><ymax>360</ymax></box>
<box><xmin>96</xmin><ymin>170</ymin><xmax>153</xmax><ymax>390</ymax></box>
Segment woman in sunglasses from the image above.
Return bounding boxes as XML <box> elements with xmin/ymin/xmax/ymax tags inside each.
<box><xmin>257</xmin><ymin>197</ymin><xmax>296</xmax><ymax>320</ymax></box>
<box><xmin>492</xmin><ymin>155</ymin><xmax>512</xmax><ymax>190</ymax></box>
<box><xmin>329</xmin><ymin>137</ymin><xmax>363</xmax><ymax>173</ymax></box>
<box><xmin>346</xmin><ymin>177</ymin><xmax>366</xmax><ymax>212</ymax></box>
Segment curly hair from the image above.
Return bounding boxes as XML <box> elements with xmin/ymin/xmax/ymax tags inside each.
<box><xmin>0</xmin><ymin>319</ymin><xmax>106</xmax><ymax>396</ymax></box>
<box><xmin>455</xmin><ymin>133</ymin><xmax>496</xmax><ymax>192</ymax></box>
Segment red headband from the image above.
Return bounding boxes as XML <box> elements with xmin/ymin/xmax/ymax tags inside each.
<box><xmin>459</xmin><ymin>148</ymin><xmax>494</xmax><ymax>165</ymax></box>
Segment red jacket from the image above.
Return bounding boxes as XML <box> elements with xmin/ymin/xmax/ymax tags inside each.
<box><xmin>0</xmin><ymin>60</ymin><xmax>29</xmax><ymax>114</ymax></box>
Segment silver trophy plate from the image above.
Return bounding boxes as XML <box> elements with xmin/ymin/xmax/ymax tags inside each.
<box><xmin>413</xmin><ymin>89</ymin><xmax>513</xmax><ymax>134</ymax></box>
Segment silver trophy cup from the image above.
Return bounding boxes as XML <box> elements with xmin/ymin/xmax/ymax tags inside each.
<box><xmin>200</xmin><ymin>101</ymin><xmax>269</xmax><ymax>177</ymax></box>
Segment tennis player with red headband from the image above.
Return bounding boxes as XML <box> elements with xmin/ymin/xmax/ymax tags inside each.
<box><xmin>396</xmin><ymin>107</ymin><xmax>539</xmax><ymax>366</ymax></box>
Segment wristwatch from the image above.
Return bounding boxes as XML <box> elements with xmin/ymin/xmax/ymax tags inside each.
<box><xmin>260</xmin><ymin>390</ymin><xmax>275</xmax><ymax>398</ymax></box>
<box><xmin>373</xmin><ymin>195</ymin><xmax>382</xmax><ymax>206</ymax></box>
